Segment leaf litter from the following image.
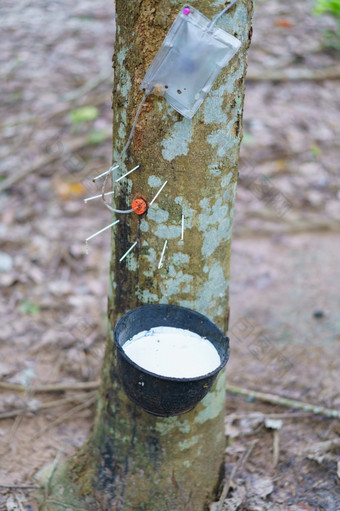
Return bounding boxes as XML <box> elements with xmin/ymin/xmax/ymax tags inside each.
<box><xmin>1</xmin><ymin>0</ymin><xmax>340</xmax><ymax>509</ymax></box>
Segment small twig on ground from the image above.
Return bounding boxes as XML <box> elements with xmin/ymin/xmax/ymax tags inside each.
<box><xmin>228</xmin><ymin>412</ymin><xmax>314</xmax><ymax>420</ymax></box>
<box><xmin>4</xmin><ymin>381</ymin><xmax>339</xmax><ymax>419</ymax></box>
<box><xmin>45</xmin><ymin>452</ymin><xmax>61</xmax><ymax>500</ymax></box>
<box><xmin>14</xmin><ymin>493</ymin><xmax>26</xmax><ymax>511</ymax></box>
<box><xmin>2</xmin><ymin>91</ymin><xmax>108</xmax><ymax>130</ymax></box>
<box><xmin>236</xmin><ymin>221</ymin><xmax>340</xmax><ymax>237</ymax></box>
<box><xmin>273</xmin><ymin>430</ymin><xmax>280</xmax><ymax>467</ymax></box>
<box><xmin>0</xmin><ymin>127</ymin><xmax>110</xmax><ymax>193</ymax></box>
<box><xmin>247</xmin><ymin>65</ymin><xmax>340</xmax><ymax>82</ymax></box>
<box><xmin>0</xmin><ymin>392</ymin><xmax>97</xmax><ymax>420</ymax></box>
<box><xmin>61</xmin><ymin>73</ymin><xmax>111</xmax><ymax>102</ymax></box>
<box><xmin>0</xmin><ymin>380</ymin><xmax>100</xmax><ymax>393</ymax></box>
<box><xmin>0</xmin><ymin>484</ymin><xmax>40</xmax><ymax>490</ymax></box>
<box><xmin>7</xmin><ymin>414</ymin><xmax>24</xmax><ymax>451</ymax></box>
<box><xmin>45</xmin><ymin>499</ymin><xmax>84</xmax><ymax>510</ymax></box>
<box><xmin>44</xmin><ymin>91</ymin><xmax>109</xmax><ymax>123</ymax></box>
<box><xmin>241</xmin><ymin>211</ymin><xmax>340</xmax><ymax>233</ymax></box>
<box><xmin>226</xmin><ymin>385</ymin><xmax>340</xmax><ymax>420</ymax></box>
<box><xmin>30</xmin><ymin>394</ymin><xmax>97</xmax><ymax>441</ymax></box>
<box><xmin>217</xmin><ymin>439</ymin><xmax>257</xmax><ymax>510</ymax></box>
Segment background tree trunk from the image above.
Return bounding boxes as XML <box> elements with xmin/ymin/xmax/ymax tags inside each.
<box><xmin>41</xmin><ymin>1</ymin><xmax>253</xmax><ymax>509</ymax></box>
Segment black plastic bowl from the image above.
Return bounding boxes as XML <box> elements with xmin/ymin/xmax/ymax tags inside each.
<box><xmin>114</xmin><ymin>304</ymin><xmax>230</xmax><ymax>417</ymax></box>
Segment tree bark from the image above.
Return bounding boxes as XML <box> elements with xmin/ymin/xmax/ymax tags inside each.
<box><xmin>38</xmin><ymin>1</ymin><xmax>253</xmax><ymax>509</ymax></box>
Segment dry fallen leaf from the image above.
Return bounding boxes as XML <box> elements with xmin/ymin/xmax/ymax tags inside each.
<box><xmin>250</xmin><ymin>476</ymin><xmax>274</xmax><ymax>498</ymax></box>
<box><xmin>223</xmin><ymin>485</ymin><xmax>247</xmax><ymax>510</ymax></box>
<box><xmin>305</xmin><ymin>438</ymin><xmax>340</xmax><ymax>464</ymax></box>
<box><xmin>54</xmin><ymin>180</ymin><xmax>86</xmax><ymax>200</ymax></box>
<box><xmin>275</xmin><ymin>18</ymin><xmax>293</xmax><ymax>28</ymax></box>
<box><xmin>225</xmin><ymin>422</ymin><xmax>242</xmax><ymax>439</ymax></box>
<box><xmin>290</xmin><ymin>504</ymin><xmax>315</xmax><ymax>511</ymax></box>
<box><xmin>6</xmin><ymin>496</ymin><xmax>19</xmax><ymax>511</ymax></box>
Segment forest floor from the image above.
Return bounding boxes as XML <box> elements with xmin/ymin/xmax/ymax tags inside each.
<box><xmin>0</xmin><ymin>0</ymin><xmax>340</xmax><ymax>510</ymax></box>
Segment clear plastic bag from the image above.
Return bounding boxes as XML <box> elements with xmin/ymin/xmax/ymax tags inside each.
<box><xmin>140</xmin><ymin>4</ymin><xmax>241</xmax><ymax>118</ymax></box>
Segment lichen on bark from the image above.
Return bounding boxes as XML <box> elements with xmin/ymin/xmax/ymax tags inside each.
<box><xmin>36</xmin><ymin>1</ymin><xmax>253</xmax><ymax>509</ymax></box>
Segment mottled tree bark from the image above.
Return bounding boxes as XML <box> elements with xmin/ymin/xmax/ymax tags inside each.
<box><xmin>39</xmin><ymin>1</ymin><xmax>253</xmax><ymax>509</ymax></box>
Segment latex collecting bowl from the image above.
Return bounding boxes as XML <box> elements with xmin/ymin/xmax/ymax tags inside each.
<box><xmin>114</xmin><ymin>304</ymin><xmax>230</xmax><ymax>417</ymax></box>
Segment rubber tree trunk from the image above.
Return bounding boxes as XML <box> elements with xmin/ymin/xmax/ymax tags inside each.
<box><xmin>40</xmin><ymin>1</ymin><xmax>253</xmax><ymax>509</ymax></box>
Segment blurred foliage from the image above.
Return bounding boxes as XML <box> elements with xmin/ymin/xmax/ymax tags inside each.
<box><xmin>69</xmin><ymin>105</ymin><xmax>99</xmax><ymax>124</ymax></box>
<box><xmin>54</xmin><ymin>180</ymin><xmax>86</xmax><ymax>200</ymax></box>
<box><xmin>242</xmin><ymin>131</ymin><xmax>256</xmax><ymax>146</ymax></box>
<box><xmin>314</xmin><ymin>0</ymin><xmax>340</xmax><ymax>17</ymax></box>
<box><xmin>19</xmin><ymin>300</ymin><xmax>41</xmax><ymax>315</ymax></box>
<box><xmin>314</xmin><ymin>0</ymin><xmax>340</xmax><ymax>50</ymax></box>
<box><xmin>309</xmin><ymin>145</ymin><xmax>322</xmax><ymax>157</ymax></box>
<box><xmin>88</xmin><ymin>129</ymin><xmax>110</xmax><ymax>145</ymax></box>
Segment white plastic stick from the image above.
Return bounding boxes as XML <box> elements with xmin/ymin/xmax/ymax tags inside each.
<box><xmin>158</xmin><ymin>240</ymin><xmax>168</xmax><ymax>269</ymax></box>
<box><xmin>115</xmin><ymin>165</ymin><xmax>139</xmax><ymax>183</ymax></box>
<box><xmin>84</xmin><ymin>190</ymin><xmax>115</xmax><ymax>203</ymax></box>
<box><xmin>149</xmin><ymin>180</ymin><xmax>168</xmax><ymax>206</ymax></box>
<box><xmin>93</xmin><ymin>164</ymin><xmax>119</xmax><ymax>181</ymax></box>
<box><xmin>181</xmin><ymin>214</ymin><xmax>185</xmax><ymax>241</ymax></box>
<box><xmin>85</xmin><ymin>219</ymin><xmax>120</xmax><ymax>242</ymax></box>
<box><xmin>119</xmin><ymin>241</ymin><xmax>138</xmax><ymax>262</ymax></box>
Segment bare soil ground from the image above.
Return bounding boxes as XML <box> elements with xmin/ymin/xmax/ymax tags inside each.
<box><xmin>0</xmin><ymin>0</ymin><xmax>339</xmax><ymax>510</ymax></box>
